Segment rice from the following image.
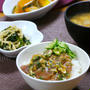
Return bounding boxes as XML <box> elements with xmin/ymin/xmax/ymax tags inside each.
<box><xmin>71</xmin><ymin>60</ymin><xmax>82</xmax><ymax>78</ymax></box>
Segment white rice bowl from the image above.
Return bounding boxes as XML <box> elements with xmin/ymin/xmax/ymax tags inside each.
<box><xmin>16</xmin><ymin>42</ymin><xmax>90</xmax><ymax>90</ymax></box>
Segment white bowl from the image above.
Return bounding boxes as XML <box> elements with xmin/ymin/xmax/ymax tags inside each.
<box><xmin>16</xmin><ymin>42</ymin><xmax>90</xmax><ymax>90</ymax></box>
<box><xmin>3</xmin><ymin>0</ymin><xmax>58</xmax><ymax>20</ymax></box>
<box><xmin>0</xmin><ymin>20</ymin><xmax>43</xmax><ymax>58</ymax></box>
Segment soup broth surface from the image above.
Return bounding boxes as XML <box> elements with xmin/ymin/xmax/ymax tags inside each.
<box><xmin>70</xmin><ymin>13</ymin><xmax>90</xmax><ymax>27</ymax></box>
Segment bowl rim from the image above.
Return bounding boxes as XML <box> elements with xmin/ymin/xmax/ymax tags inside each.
<box><xmin>3</xmin><ymin>0</ymin><xmax>58</xmax><ymax>16</ymax></box>
<box><xmin>16</xmin><ymin>41</ymin><xmax>90</xmax><ymax>83</ymax></box>
<box><xmin>64</xmin><ymin>1</ymin><xmax>90</xmax><ymax>29</ymax></box>
<box><xmin>0</xmin><ymin>20</ymin><xmax>43</xmax><ymax>53</ymax></box>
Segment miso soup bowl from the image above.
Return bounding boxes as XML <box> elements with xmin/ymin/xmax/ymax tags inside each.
<box><xmin>3</xmin><ymin>0</ymin><xmax>58</xmax><ymax>20</ymax></box>
<box><xmin>64</xmin><ymin>1</ymin><xmax>90</xmax><ymax>53</ymax></box>
<box><xmin>16</xmin><ymin>42</ymin><xmax>90</xmax><ymax>90</ymax></box>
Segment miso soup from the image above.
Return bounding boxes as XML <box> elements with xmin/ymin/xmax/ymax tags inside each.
<box><xmin>70</xmin><ymin>13</ymin><xmax>90</xmax><ymax>27</ymax></box>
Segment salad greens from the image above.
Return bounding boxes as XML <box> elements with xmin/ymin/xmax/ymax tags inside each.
<box><xmin>0</xmin><ymin>26</ymin><xmax>31</xmax><ymax>50</ymax></box>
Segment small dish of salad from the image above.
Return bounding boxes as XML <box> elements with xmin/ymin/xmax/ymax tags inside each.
<box><xmin>0</xmin><ymin>20</ymin><xmax>43</xmax><ymax>58</ymax></box>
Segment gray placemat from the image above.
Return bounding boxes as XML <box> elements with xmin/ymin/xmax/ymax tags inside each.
<box><xmin>0</xmin><ymin>10</ymin><xmax>90</xmax><ymax>90</ymax></box>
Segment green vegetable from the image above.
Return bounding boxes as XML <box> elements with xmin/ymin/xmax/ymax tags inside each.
<box><xmin>58</xmin><ymin>74</ymin><xmax>64</xmax><ymax>80</ymax></box>
<box><xmin>22</xmin><ymin>4</ymin><xmax>32</xmax><ymax>11</ymax></box>
<box><xmin>36</xmin><ymin>61</ymin><xmax>41</xmax><ymax>69</ymax></box>
<box><xmin>46</xmin><ymin>39</ymin><xmax>76</xmax><ymax>59</ymax></box>
<box><xmin>29</xmin><ymin>64</ymin><xmax>33</xmax><ymax>68</ymax></box>
<box><xmin>0</xmin><ymin>41</ymin><xmax>1</xmax><ymax>48</ymax></box>
<box><xmin>53</xmin><ymin>47</ymin><xmax>61</xmax><ymax>55</ymax></box>
<box><xmin>23</xmin><ymin>36</ymin><xmax>31</xmax><ymax>45</ymax></box>
<box><xmin>39</xmin><ymin>76</ymin><xmax>43</xmax><ymax>80</ymax></box>
<box><xmin>46</xmin><ymin>39</ymin><xmax>59</xmax><ymax>49</ymax></box>
<box><xmin>32</xmin><ymin>56</ymin><xmax>41</xmax><ymax>61</ymax></box>
<box><xmin>19</xmin><ymin>36</ymin><xmax>31</xmax><ymax>48</ymax></box>
<box><xmin>66</xmin><ymin>48</ymin><xmax>76</xmax><ymax>59</ymax></box>
<box><xmin>3</xmin><ymin>26</ymin><xmax>11</xmax><ymax>31</ymax></box>
<box><xmin>43</xmin><ymin>50</ymin><xmax>52</xmax><ymax>57</ymax></box>
<box><xmin>41</xmin><ymin>67</ymin><xmax>45</xmax><ymax>72</ymax></box>
<box><xmin>2</xmin><ymin>43</ymin><xmax>7</xmax><ymax>49</ymax></box>
<box><xmin>65</xmin><ymin>73</ymin><xmax>70</xmax><ymax>77</ymax></box>
<box><xmin>12</xmin><ymin>6</ymin><xmax>16</xmax><ymax>13</ymax></box>
<box><xmin>31</xmin><ymin>73</ymin><xmax>36</xmax><ymax>77</ymax></box>
<box><xmin>7</xmin><ymin>32</ymin><xmax>19</xmax><ymax>42</ymax></box>
<box><xmin>19</xmin><ymin>38</ymin><xmax>24</xmax><ymax>48</ymax></box>
<box><xmin>0</xmin><ymin>26</ymin><xmax>31</xmax><ymax>50</ymax></box>
<box><xmin>59</xmin><ymin>42</ymin><xmax>76</xmax><ymax>59</ymax></box>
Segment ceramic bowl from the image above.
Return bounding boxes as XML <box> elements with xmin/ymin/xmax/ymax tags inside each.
<box><xmin>3</xmin><ymin>0</ymin><xmax>58</xmax><ymax>20</ymax></box>
<box><xmin>64</xmin><ymin>1</ymin><xmax>90</xmax><ymax>53</ymax></box>
<box><xmin>0</xmin><ymin>20</ymin><xmax>43</xmax><ymax>57</ymax></box>
<box><xmin>16</xmin><ymin>42</ymin><xmax>90</xmax><ymax>90</ymax></box>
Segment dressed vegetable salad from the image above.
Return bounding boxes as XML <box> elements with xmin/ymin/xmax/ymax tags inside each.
<box><xmin>0</xmin><ymin>26</ymin><xmax>31</xmax><ymax>50</ymax></box>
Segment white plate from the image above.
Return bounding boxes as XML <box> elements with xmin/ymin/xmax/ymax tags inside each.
<box><xmin>3</xmin><ymin>0</ymin><xmax>58</xmax><ymax>20</ymax></box>
<box><xmin>0</xmin><ymin>20</ymin><xmax>43</xmax><ymax>58</ymax></box>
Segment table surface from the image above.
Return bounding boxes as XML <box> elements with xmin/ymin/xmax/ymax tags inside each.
<box><xmin>0</xmin><ymin>0</ymin><xmax>90</xmax><ymax>90</ymax></box>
